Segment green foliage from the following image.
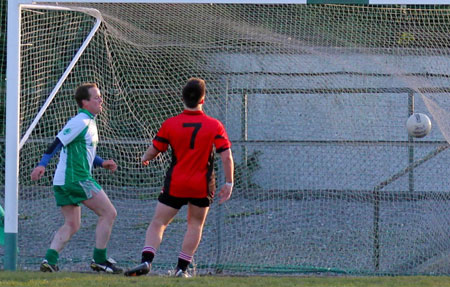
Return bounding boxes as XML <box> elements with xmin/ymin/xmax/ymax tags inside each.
<box><xmin>234</xmin><ymin>150</ymin><xmax>262</xmax><ymax>189</ymax></box>
<box><xmin>18</xmin><ymin>214</ymin><xmax>32</xmax><ymax>220</ymax></box>
<box><xmin>227</xmin><ymin>209</ymin><xmax>266</xmax><ymax>219</ymax></box>
<box><xmin>225</xmin><ymin>209</ymin><xmax>266</xmax><ymax>224</ymax></box>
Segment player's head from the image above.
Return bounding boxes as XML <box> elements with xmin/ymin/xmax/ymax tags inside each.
<box><xmin>182</xmin><ymin>78</ymin><xmax>206</xmax><ymax>108</ymax></box>
<box><xmin>75</xmin><ymin>83</ymin><xmax>103</xmax><ymax>115</ymax></box>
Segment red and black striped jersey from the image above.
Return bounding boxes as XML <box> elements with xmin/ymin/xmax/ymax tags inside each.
<box><xmin>152</xmin><ymin>110</ymin><xmax>231</xmax><ymax>198</ymax></box>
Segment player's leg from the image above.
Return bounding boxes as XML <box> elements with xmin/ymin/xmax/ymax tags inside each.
<box><xmin>83</xmin><ymin>189</ymin><xmax>117</xmax><ymax>249</ymax></box>
<box><xmin>125</xmin><ymin>200</ymin><xmax>180</xmax><ymax>276</ymax></box>
<box><xmin>145</xmin><ymin>201</ymin><xmax>180</xmax><ymax>249</ymax></box>
<box><xmin>41</xmin><ymin>205</ymin><xmax>81</xmax><ymax>272</ymax></box>
<box><xmin>174</xmin><ymin>202</ymin><xmax>209</xmax><ymax>277</ymax></box>
<box><xmin>83</xmin><ymin>186</ymin><xmax>121</xmax><ymax>273</ymax></box>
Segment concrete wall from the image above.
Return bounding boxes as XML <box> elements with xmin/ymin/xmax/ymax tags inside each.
<box><xmin>207</xmin><ymin>51</ymin><xmax>450</xmax><ymax>191</ymax></box>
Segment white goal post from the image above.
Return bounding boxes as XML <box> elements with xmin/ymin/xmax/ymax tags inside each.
<box><xmin>5</xmin><ymin>1</ymin><xmax>104</xmax><ymax>270</ymax></box>
<box><xmin>5</xmin><ymin>0</ymin><xmax>450</xmax><ymax>272</ymax></box>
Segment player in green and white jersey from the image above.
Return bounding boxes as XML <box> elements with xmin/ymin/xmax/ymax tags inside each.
<box><xmin>31</xmin><ymin>83</ymin><xmax>122</xmax><ymax>274</ymax></box>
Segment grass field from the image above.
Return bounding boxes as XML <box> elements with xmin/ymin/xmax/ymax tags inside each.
<box><xmin>0</xmin><ymin>272</ymin><xmax>450</xmax><ymax>287</ymax></box>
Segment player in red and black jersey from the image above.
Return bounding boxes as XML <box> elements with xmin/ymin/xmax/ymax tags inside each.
<box><xmin>125</xmin><ymin>78</ymin><xmax>234</xmax><ymax>277</ymax></box>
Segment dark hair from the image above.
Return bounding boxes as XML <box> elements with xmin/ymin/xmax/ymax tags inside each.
<box><xmin>182</xmin><ymin>78</ymin><xmax>205</xmax><ymax>108</ymax></box>
<box><xmin>75</xmin><ymin>83</ymin><xmax>98</xmax><ymax>108</ymax></box>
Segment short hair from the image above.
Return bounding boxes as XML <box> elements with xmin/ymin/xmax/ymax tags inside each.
<box><xmin>75</xmin><ymin>83</ymin><xmax>98</xmax><ymax>108</ymax></box>
<box><xmin>182</xmin><ymin>78</ymin><xmax>206</xmax><ymax>108</ymax></box>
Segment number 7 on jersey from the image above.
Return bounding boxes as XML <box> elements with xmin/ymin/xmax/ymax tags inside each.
<box><xmin>182</xmin><ymin>123</ymin><xmax>202</xmax><ymax>149</ymax></box>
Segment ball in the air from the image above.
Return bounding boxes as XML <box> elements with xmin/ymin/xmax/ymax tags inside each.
<box><xmin>406</xmin><ymin>113</ymin><xmax>431</xmax><ymax>138</ymax></box>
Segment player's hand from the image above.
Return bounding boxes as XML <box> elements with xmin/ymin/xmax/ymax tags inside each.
<box><xmin>141</xmin><ymin>154</ymin><xmax>150</xmax><ymax>166</ymax></box>
<box><xmin>102</xmin><ymin>160</ymin><xmax>117</xmax><ymax>172</ymax></box>
<box><xmin>218</xmin><ymin>184</ymin><xmax>233</xmax><ymax>204</ymax></box>
<box><xmin>31</xmin><ymin>166</ymin><xmax>45</xmax><ymax>181</ymax></box>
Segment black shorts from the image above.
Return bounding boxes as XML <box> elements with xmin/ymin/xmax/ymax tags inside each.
<box><xmin>158</xmin><ymin>192</ymin><xmax>212</xmax><ymax>210</ymax></box>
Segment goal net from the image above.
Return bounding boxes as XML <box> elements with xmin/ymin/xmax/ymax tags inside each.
<box><xmin>9</xmin><ymin>3</ymin><xmax>450</xmax><ymax>275</ymax></box>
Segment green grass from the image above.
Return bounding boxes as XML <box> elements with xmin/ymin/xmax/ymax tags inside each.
<box><xmin>0</xmin><ymin>272</ymin><xmax>450</xmax><ymax>287</ymax></box>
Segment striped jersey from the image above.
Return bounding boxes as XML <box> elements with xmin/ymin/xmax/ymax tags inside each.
<box><xmin>53</xmin><ymin>109</ymin><xmax>99</xmax><ymax>185</ymax></box>
<box><xmin>152</xmin><ymin>110</ymin><xmax>231</xmax><ymax>198</ymax></box>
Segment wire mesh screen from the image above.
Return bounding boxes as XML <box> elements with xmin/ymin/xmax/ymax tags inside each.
<box><xmin>4</xmin><ymin>3</ymin><xmax>450</xmax><ymax>275</ymax></box>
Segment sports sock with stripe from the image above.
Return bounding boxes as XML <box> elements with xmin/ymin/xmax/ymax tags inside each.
<box><xmin>141</xmin><ymin>246</ymin><xmax>156</xmax><ymax>263</ymax></box>
<box><xmin>177</xmin><ymin>251</ymin><xmax>193</xmax><ymax>271</ymax></box>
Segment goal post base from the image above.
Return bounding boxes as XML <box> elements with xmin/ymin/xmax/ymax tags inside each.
<box><xmin>4</xmin><ymin>233</ymin><xmax>18</xmax><ymax>271</ymax></box>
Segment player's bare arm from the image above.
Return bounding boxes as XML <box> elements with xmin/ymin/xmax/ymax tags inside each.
<box><xmin>141</xmin><ymin>145</ymin><xmax>161</xmax><ymax>165</ymax></box>
<box><xmin>218</xmin><ymin>149</ymin><xmax>234</xmax><ymax>204</ymax></box>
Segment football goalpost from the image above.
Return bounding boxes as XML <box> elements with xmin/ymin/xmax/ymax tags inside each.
<box><xmin>5</xmin><ymin>0</ymin><xmax>450</xmax><ymax>274</ymax></box>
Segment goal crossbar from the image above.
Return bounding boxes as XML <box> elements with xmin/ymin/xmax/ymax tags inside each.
<box><xmin>18</xmin><ymin>5</ymin><xmax>102</xmax><ymax>150</ymax></box>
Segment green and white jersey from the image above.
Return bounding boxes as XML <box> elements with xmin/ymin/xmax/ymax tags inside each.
<box><xmin>53</xmin><ymin>109</ymin><xmax>99</xmax><ymax>185</ymax></box>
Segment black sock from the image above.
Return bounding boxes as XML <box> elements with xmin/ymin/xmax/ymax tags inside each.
<box><xmin>141</xmin><ymin>251</ymin><xmax>154</xmax><ymax>264</ymax></box>
<box><xmin>177</xmin><ymin>258</ymin><xmax>190</xmax><ymax>271</ymax></box>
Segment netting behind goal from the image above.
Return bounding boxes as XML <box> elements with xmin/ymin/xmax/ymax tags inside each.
<box><xmin>8</xmin><ymin>3</ymin><xmax>450</xmax><ymax>275</ymax></box>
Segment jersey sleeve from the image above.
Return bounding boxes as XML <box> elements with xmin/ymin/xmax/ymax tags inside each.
<box><xmin>152</xmin><ymin>121</ymin><xmax>170</xmax><ymax>152</ymax></box>
<box><xmin>37</xmin><ymin>138</ymin><xmax>63</xmax><ymax>167</ymax></box>
<box><xmin>214</xmin><ymin>121</ymin><xmax>231</xmax><ymax>153</ymax></box>
<box><xmin>56</xmin><ymin>116</ymin><xmax>89</xmax><ymax>146</ymax></box>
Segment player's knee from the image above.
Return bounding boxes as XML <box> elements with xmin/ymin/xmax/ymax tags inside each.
<box><xmin>65</xmin><ymin>220</ymin><xmax>81</xmax><ymax>234</ymax></box>
<box><xmin>151</xmin><ymin>218</ymin><xmax>168</xmax><ymax>229</ymax></box>
<box><xmin>187</xmin><ymin>214</ymin><xmax>207</xmax><ymax>229</ymax></box>
<box><xmin>106</xmin><ymin>206</ymin><xmax>117</xmax><ymax>222</ymax></box>
<box><xmin>187</xmin><ymin>221</ymin><xmax>204</xmax><ymax>232</ymax></box>
<box><xmin>98</xmin><ymin>206</ymin><xmax>116</xmax><ymax>224</ymax></box>
<box><xmin>111</xmin><ymin>207</ymin><xmax>117</xmax><ymax>221</ymax></box>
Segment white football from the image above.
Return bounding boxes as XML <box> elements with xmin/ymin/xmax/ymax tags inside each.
<box><xmin>406</xmin><ymin>113</ymin><xmax>432</xmax><ymax>138</ymax></box>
